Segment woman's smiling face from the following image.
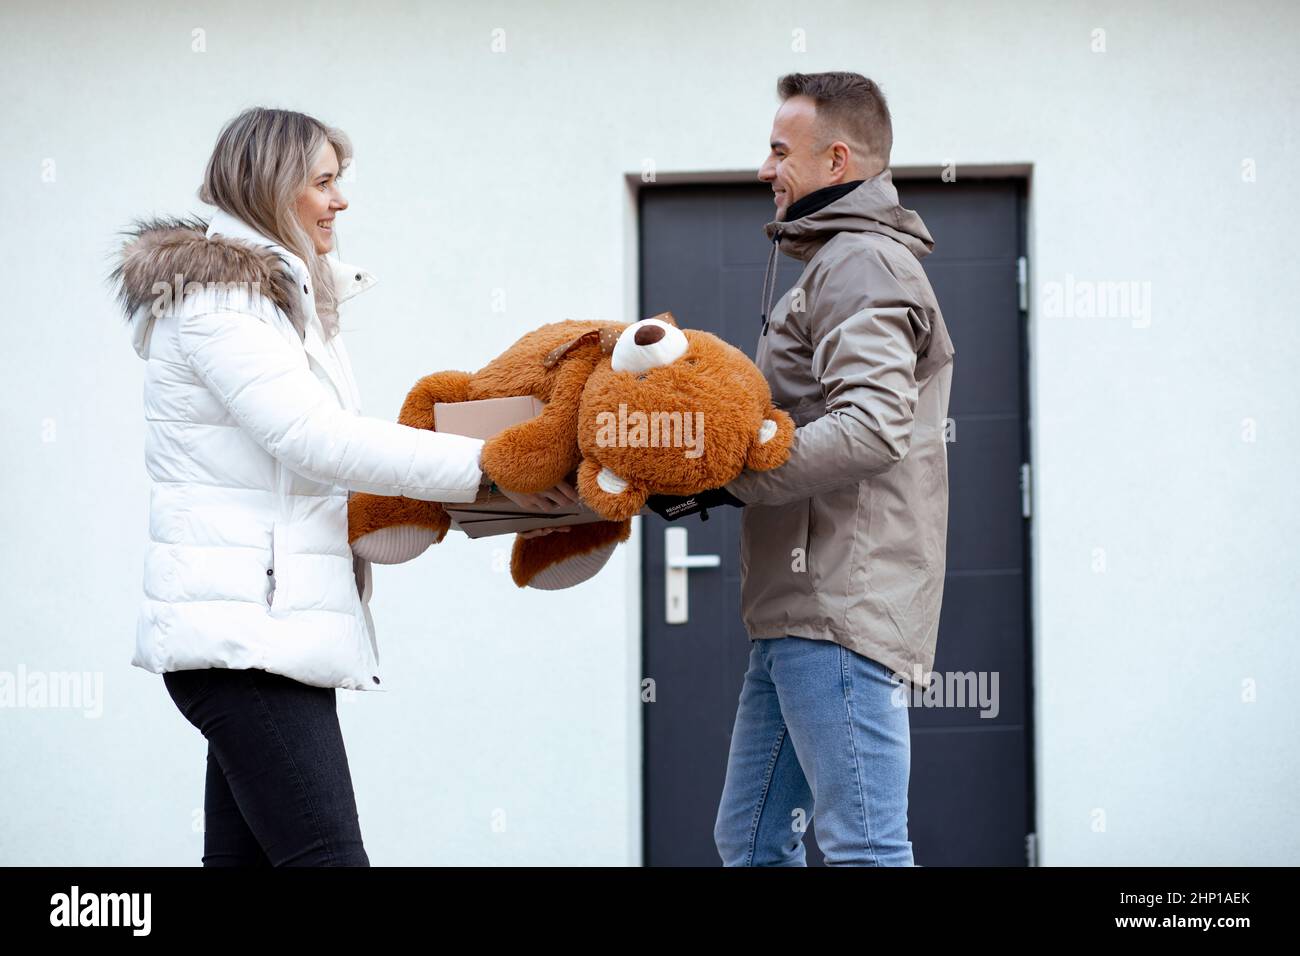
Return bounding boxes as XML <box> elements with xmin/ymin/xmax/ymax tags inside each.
<box><xmin>295</xmin><ymin>142</ymin><xmax>348</xmax><ymax>254</ymax></box>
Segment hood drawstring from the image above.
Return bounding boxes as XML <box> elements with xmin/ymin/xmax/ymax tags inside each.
<box><xmin>760</xmin><ymin>227</ymin><xmax>782</xmax><ymax>336</ymax></box>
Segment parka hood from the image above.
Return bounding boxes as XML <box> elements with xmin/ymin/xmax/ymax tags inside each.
<box><xmin>765</xmin><ymin>168</ymin><xmax>935</xmax><ymax>263</ymax></box>
<box><xmin>109</xmin><ymin>215</ymin><xmax>308</xmax><ymax>359</ymax></box>
<box><xmin>109</xmin><ymin>212</ymin><xmax>375</xmax><ymax>359</ymax></box>
<box><xmin>756</xmin><ymin>168</ymin><xmax>937</xmax><ymax>337</ymax></box>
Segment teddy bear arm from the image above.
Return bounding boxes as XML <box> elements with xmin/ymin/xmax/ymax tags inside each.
<box><xmin>479</xmin><ymin>357</ymin><xmax>594</xmax><ymax>492</ymax></box>
<box><xmin>397</xmin><ymin>371</ymin><xmax>474</xmax><ymax>430</ymax></box>
<box><xmin>743</xmin><ymin>407</ymin><xmax>796</xmax><ymax>472</ymax></box>
<box><xmin>575</xmin><ymin>457</ymin><xmax>651</xmax><ymax>521</ymax></box>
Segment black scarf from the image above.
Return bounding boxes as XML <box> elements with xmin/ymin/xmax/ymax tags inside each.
<box><xmin>780</xmin><ymin>179</ymin><xmax>865</xmax><ymax>222</ymax></box>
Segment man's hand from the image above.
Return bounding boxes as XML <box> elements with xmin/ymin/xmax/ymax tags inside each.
<box><xmin>518</xmin><ymin>525</ymin><xmax>574</xmax><ymax>539</ymax></box>
<box><xmin>646</xmin><ymin>487</ymin><xmax>746</xmax><ymax>522</ymax></box>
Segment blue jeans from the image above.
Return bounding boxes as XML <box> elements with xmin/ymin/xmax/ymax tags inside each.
<box><xmin>714</xmin><ymin>636</ymin><xmax>914</xmax><ymax>866</ymax></box>
<box><xmin>163</xmin><ymin>667</ymin><xmax>369</xmax><ymax>867</ymax></box>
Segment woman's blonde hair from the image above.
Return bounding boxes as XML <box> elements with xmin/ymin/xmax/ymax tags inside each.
<box><xmin>198</xmin><ymin>107</ymin><xmax>352</xmax><ymax>338</ymax></box>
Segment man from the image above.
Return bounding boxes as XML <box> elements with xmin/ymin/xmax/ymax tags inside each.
<box><xmin>662</xmin><ymin>72</ymin><xmax>954</xmax><ymax>866</ymax></box>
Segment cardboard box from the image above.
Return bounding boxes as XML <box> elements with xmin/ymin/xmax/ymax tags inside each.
<box><xmin>434</xmin><ymin>395</ymin><xmax>611</xmax><ymax>537</ymax></box>
<box><xmin>449</xmin><ymin>501</ymin><xmax>607</xmax><ymax>538</ymax></box>
<box><xmin>452</xmin><ymin>511</ymin><xmax>604</xmax><ymax>539</ymax></box>
<box><xmin>434</xmin><ymin>395</ymin><xmax>544</xmax><ymax>441</ymax></box>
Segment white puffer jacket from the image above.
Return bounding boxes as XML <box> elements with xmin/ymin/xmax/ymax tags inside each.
<box><xmin>113</xmin><ymin>208</ymin><xmax>485</xmax><ymax>691</ymax></box>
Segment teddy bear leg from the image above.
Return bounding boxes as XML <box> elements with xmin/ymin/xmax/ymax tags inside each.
<box><xmin>348</xmin><ymin>494</ymin><xmax>452</xmax><ymax>564</ymax></box>
<box><xmin>509</xmin><ymin>520</ymin><xmax>633</xmax><ymax>589</ymax></box>
<box><xmin>347</xmin><ymin>370</ymin><xmax>475</xmax><ymax>564</ymax></box>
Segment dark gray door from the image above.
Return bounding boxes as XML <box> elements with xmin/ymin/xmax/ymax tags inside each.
<box><xmin>639</xmin><ymin>179</ymin><xmax>1033</xmax><ymax>867</ymax></box>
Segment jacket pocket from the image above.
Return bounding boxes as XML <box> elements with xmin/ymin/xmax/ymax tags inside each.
<box><xmin>354</xmin><ymin>552</ymin><xmax>372</xmax><ymax>604</ymax></box>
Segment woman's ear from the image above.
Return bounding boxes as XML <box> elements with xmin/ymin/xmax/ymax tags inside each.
<box><xmin>744</xmin><ymin>407</ymin><xmax>795</xmax><ymax>471</ymax></box>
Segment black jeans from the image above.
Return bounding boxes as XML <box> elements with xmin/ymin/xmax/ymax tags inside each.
<box><xmin>163</xmin><ymin>666</ymin><xmax>370</xmax><ymax>866</ymax></box>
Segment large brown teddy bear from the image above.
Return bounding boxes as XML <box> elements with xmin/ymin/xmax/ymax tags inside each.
<box><xmin>348</xmin><ymin>313</ymin><xmax>794</xmax><ymax>589</ymax></box>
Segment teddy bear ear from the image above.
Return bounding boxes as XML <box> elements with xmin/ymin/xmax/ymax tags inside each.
<box><xmin>646</xmin><ymin>311</ymin><xmax>678</xmax><ymax>328</ymax></box>
<box><xmin>542</xmin><ymin>326</ymin><xmax>624</xmax><ymax>368</ymax></box>
<box><xmin>541</xmin><ymin>329</ymin><xmax>601</xmax><ymax>368</ymax></box>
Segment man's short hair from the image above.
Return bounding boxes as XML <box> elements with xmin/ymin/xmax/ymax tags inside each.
<box><xmin>777</xmin><ymin>71</ymin><xmax>892</xmax><ymax>169</ymax></box>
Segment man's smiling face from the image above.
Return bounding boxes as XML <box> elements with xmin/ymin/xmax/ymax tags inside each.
<box><xmin>758</xmin><ymin>95</ymin><xmax>835</xmax><ymax>220</ymax></box>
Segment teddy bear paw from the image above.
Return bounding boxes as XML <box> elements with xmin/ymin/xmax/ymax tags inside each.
<box><xmin>524</xmin><ymin>540</ymin><xmax>619</xmax><ymax>590</ymax></box>
<box><xmin>351</xmin><ymin>525</ymin><xmax>443</xmax><ymax>564</ymax></box>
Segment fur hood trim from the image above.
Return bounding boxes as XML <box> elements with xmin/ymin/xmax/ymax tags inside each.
<box><xmin>108</xmin><ymin>215</ymin><xmax>307</xmax><ymax>329</ymax></box>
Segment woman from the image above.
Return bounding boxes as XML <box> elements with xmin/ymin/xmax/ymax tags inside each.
<box><xmin>111</xmin><ymin>107</ymin><xmax>575</xmax><ymax>866</ymax></box>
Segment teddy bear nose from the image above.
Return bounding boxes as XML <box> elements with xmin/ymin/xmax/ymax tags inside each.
<box><xmin>634</xmin><ymin>324</ymin><xmax>666</xmax><ymax>346</ymax></box>
<box><xmin>611</xmin><ymin>318</ymin><xmax>689</xmax><ymax>374</ymax></box>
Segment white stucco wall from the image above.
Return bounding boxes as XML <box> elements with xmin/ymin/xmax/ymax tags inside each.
<box><xmin>0</xmin><ymin>0</ymin><xmax>1294</xmax><ymax>865</ymax></box>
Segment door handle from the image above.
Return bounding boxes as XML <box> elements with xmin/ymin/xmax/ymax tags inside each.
<box><xmin>665</xmin><ymin>526</ymin><xmax>721</xmax><ymax>624</ymax></box>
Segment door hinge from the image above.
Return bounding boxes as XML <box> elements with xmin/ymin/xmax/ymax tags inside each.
<box><xmin>1016</xmin><ymin>255</ymin><xmax>1028</xmax><ymax>312</ymax></box>
<box><xmin>1026</xmin><ymin>831</ymin><xmax>1038</xmax><ymax>867</ymax></box>
<box><xmin>1020</xmin><ymin>462</ymin><xmax>1032</xmax><ymax>519</ymax></box>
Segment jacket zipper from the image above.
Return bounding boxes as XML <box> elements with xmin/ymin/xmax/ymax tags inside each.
<box><xmin>804</xmin><ymin>498</ymin><xmax>814</xmax><ymax>574</ymax></box>
<box><xmin>267</xmin><ymin>457</ymin><xmax>282</xmax><ymax>610</ymax></box>
<box><xmin>266</xmin><ymin>524</ymin><xmax>276</xmax><ymax>608</ymax></box>
<box><xmin>760</xmin><ymin>227</ymin><xmax>782</xmax><ymax>336</ymax></box>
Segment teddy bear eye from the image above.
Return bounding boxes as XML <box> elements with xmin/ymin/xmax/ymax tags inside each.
<box><xmin>636</xmin><ymin>372</ymin><xmax>649</xmax><ymax>380</ymax></box>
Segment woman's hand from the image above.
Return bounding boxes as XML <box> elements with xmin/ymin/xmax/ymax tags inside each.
<box><xmin>497</xmin><ymin>478</ymin><xmax>581</xmax><ymax>513</ymax></box>
<box><xmin>478</xmin><ymin>444</ymin><xmax>581</xmax><ymax>513</ymax></box>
